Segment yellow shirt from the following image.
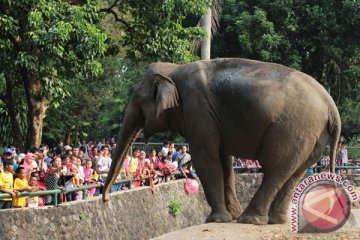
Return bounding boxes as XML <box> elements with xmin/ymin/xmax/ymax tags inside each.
<box><xmin>13</xmin><ymin>178</ymin><xmax>28</xmax><ymax>207</ymax></box>
<box><xmin>0</xmin><ymin>170</ymin><xmax>14</xmax><ymax>201</ymax></box>
<box><xmin>128</xmin><ymin>156</ymin><xmax>138</xmax><ymax>174</ymax></box>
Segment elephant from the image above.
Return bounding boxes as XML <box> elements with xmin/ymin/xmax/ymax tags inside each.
<box><xmin>102</xmin><ymin>58</ymin><xmax>341</xmax><ymax>225</ymax></box>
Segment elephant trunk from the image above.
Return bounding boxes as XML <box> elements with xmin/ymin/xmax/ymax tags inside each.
<box><xmin>103</xmin><ymin>102</ymin><xmax>143</xmax><ymax>202</ymax></box>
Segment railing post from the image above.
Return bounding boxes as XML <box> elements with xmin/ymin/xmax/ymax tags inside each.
<box><xmin>54</xmin><ymin>191</ymin><xmax>58</xmax><ymax>207</ymax></box>
<box><xmin>83</xmin><ymin>189</ymin><xmax>87</xmax><ymax>200</ymax></box>
<box><xmin>129</xmin><ymin>180</ymin><xmax>133</xmax><ymax>189</ymax></box>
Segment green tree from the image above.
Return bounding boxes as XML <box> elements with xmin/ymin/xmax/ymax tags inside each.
<box><xmin>102</xmin><ymin>0</ymin><xmax>211</xmax><ymax>63</ymax></box>
<box><xmin>213</xmin><ymin>0</ymin><xmax>360</xmax><ymax>137</ymax></box>
<box><xmin>0</xmin><ymin>0</ymin><xmax>109</xmax><ymax>149</ymax></box>
<box><xmin>42</xmin><ymin>57</ymin><xmax>146</xmax><ymax>145</ymax></box>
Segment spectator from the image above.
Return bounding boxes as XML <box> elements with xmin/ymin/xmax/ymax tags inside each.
<box><xmin>83</xmin><ymin>160</ymin><xmax>96</xmax><ymax>197</ymax></box>
<box><xmin>97</xmin><ymin>138</ymin><xmax>106</xmax><ymax>149</ymax></box>
<box><xmin>306</xmin><ymin>163</ymin><xmax>317</xmax><ymax>174</ymax></box>
<box><xmin>27</xmin><ymin>176</ymin><xmax>40</xmax><ymax>208</ymax></box>
<box><xmin>40</xmin><ymin>144</ymin><xmax>52</xmax><ymax>168</ymax></box>
<box><xmin>72</xmin><ymin>146</ymin><xmax>80</xmax><ymax>157</ymax></box>
<box><xmin>0</xmin><ymin>159</ymin><xmax>17</xmax><ymax>209</ymax></box>
<box><xmin>34</xmin><ymin>170</ymin><xmax>47</xmax><ymax>206</ymax></box>
<box><xmin>45</xmin><ymin>157</ymin><xmax>67</xmax><ymax>204</ymax></box>
<box><xmin>53</xmin><ymin>147</ymin><xmax>64</xmax><ymax>160</ymax></box>
<box><xmin>172</xmin><ymin>146</ymin><xmax>180</xmax><ymax>162</ymax></box>
<box><xmin>154</xmin><ymin>151</ymin><xmax>163</xmax><ymax>169</ymax></box>
<box><xmin>340</xmin><ymin>143</ymin><xmax>348</xmax><ymax>166</ymax></box>
<box><xmin>120</xmin><ymin>154</ymin><xmax>129</xmax><ymax>179</ymax></box>
<box><xmin>80</xmin><ymin>140</ymin><xmax>90</xmax><ymax>157</ymax></box>
<box><xmin>13</xmin><ymin>167</ymin><xmax>33</xmax><ymax>208</ymax></box>
<box><xmin>181</xmin><ymin>160</ymin><xmax>198</xmax><ymax>180</ymax></box>
<box><xmin>167</xmin><ymin>151</ymin><xmax>178</xmax><ymax>170</ymax></box>
<box><xmin>128</xmin><ymin>148</ymin><xmax>139</xmax><ymax>177</ymax></box>
<box><xmin>149</xmin><ymin>149</ymin><xmax>158</xmax><ymax>165</ymax></box>
<box><xmin>143</xmin><ymin>162</ymin><xmax>160</xmax><ymax>192</ymax></box>
<box><xmin>169</xmin><ymin>143</ymin><xmax>176</xmax><ymax>155</ymax></box>
<box><xmin>71</xmin><ymin>156</ymin><xmax>84</xmax><ymax>184</ymax></box>
<box><xmin>21</xmin><ymin>153</ymin><xmax>38</xmax><ymax>179</ymax></box>
<box><xmin>3</xmin><ymin>148</ymin><xmax>13</xmax><ymax>164</ymax></box>
<box><xmin>64</xmin><ymin>145</ymin><xmax>72</xmax><ymax>156</ymax></box>
<box><xmin>58</xmin><ymin>140</ymin><xmax>64</xmax><ymax>148</ymax></box>
<box><xmin>104</xmin><ymin>139</ymin><xmax>112</xmax><ymax>151</ymax></box>
<box><xmin>70</xmin><ymin>165</ymin><xmax>82</xmax><ymax>201</ymax></box>
<box><xmin>14</xmin><ymin>153</ymin><xmax>25</xmax><ymax>173</ymax></box>
<box><xmin>90</xmin><ymin>147</ymin><xmax>99</xmax><ymax>166</ymax></box>
<box><xmin>61</xmin><ymin>154</ymin><xmax>72</xmax><ymax>172</ymax></box>
<box><xmin>96</xmin><ymin>146</ymin><xmax>112</xmax><ymax>184</ymax></box>
<box><xmin>318</xmin><ymin>155</ymin><xmax>330</xmax><ymax>172</ymax></box>
<box><xmin>176</xmin><ymin>146</ymin><xmax>191</xmax><ymax>174</ymax></box>
<box><xmin>138</xmin><ymin>151</ymin><xmax>149</xmax><ymax>170</ymax></box>
<box><xmin>161</xmin><ymin>141</ymin><xmax>170</xmax><ymax>156</ymax></box>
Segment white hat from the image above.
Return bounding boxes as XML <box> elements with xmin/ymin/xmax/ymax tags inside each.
<box><xmin>16</xmin><ymin>153</ymin><xmax>26</xmax><ymax>161</ymax></box>
<box><xmin>64</xmin><ymin>145</ymin><xmax>72</xmax><ymax>151</ymax></box>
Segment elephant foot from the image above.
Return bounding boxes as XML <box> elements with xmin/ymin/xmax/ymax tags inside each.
<box><xmin>268</xmin><ymin>211</ymin><xmax>287</xmax><ymax>224</ymax></box>
<box><xmin>206</xmin><ymin>210</ymin><xmax>232</xmax><ymax>223</ymax></box>
<box><xmin>237</xmin><ymin>213</ymin><xmax>268</xmax><ymax>225</ymax></box>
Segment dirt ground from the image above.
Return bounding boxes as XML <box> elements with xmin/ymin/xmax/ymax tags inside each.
<box><xmin>153</xmin><ymin>209</ymin><xmax>360</xmax><ymax>240</ymax></box>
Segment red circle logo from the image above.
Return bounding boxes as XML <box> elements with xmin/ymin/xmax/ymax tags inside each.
<box><xmin>301</xmin><ymin>183</ymin><xmax>351</xmax><ymax>232</ymax></box>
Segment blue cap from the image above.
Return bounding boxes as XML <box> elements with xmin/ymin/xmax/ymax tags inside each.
<box><xmin>3</xmin><ymin>148</ymin><xmax>12</xmax><ymax>155</ymax></box>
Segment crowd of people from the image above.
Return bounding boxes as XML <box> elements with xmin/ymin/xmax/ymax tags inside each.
<box><xmin>0</xmin><ymin>140</ymin><xmax>197</xmax><ymax>210</ymax></box>
<box><xmin>2</xmin><ymin>139</ymin><xmax>353</xmax><ymax>210</ymax></box>
<box><xmin>307</xmin><ymin>143</ymin><xmax>358</xmax><ymax>174</ymax></box>
<box><xmin>233</xmin><ymin>159</ymin><xmax>262</xmax><ymax>173</ymax></box>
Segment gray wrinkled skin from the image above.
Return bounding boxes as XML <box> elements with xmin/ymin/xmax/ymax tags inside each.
<box><xmin>103</xmin><ymin>58</ymin><xmax>341</xmax><ymax>225</ymax></box>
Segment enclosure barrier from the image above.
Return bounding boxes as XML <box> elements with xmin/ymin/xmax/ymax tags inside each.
<box><xmin>1</xmin><ymin>165</ymin><xmax>360</xmax><ymax>205</ymax></box>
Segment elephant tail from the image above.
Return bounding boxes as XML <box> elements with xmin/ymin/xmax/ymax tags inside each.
<box><xmin>328</xmin><ymin>105</ymin><xmax>341</xmax><ymax>173</ymax></box>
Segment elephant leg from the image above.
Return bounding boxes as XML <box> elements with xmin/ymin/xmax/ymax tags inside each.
<box><xmin>221</xmin><ymin>154</ymin><xmax>243</xmax><ymax>219</ymax></box>
<box><xmin>191</xmin><ymin>147</ymin><xmax>232</xmax><ymax>223</ymax></box>
<box><xmin>268</xmin><ymin>136</ymin><xmax>328</xmax><ymax>224</ymax></box>
<box><xmin>238</xmin><ymin>128</ymin><xmax>317</xmax><ymax>225</ymax></box>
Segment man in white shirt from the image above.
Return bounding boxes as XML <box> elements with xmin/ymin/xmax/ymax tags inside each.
<box><xmin>161</xmin><ymin>141</ymin><xmax>170</xmax><ymax>156</ymax></box>
<box><xmin>96</xmin><ymin>146</ymin><xmax>112</xmax><ymax>182</ymax></box>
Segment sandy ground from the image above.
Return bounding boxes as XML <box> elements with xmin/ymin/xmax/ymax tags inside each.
<box><xmin>153</xmin><ymin>209</ymin><xmax>360</xmax><ymax>240</ymax></box>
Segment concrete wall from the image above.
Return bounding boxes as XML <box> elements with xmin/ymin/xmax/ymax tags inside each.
<box><xmin>0</xmin><ymin>174</ymin><xmax>264</xmax><ymax>240</ymax></box>
<box><xmin>3</xmin><ymin>173</ymin><xmax>358</xmax><ymax>239</ymax></box>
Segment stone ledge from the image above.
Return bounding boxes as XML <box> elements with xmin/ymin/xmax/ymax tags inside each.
<box><xmin>11</xmin><ymin>173</ymin><xmax>358</xmax><ymax>239</ymax></box>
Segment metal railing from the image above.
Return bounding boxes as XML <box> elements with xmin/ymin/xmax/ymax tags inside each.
<box><xmin>131</xmin><ymin>142</ymin><xmax>190</xmax><ymax>152</ymax></box>
<box><xmin>0</xmin><ymin>172</ymin><xmax>181</xmax><ymax>207</ymax></box>
<box><xmin>2</xmin><ymin>164</ymin><xmax>360</xmax><ymax>207</ymax></box>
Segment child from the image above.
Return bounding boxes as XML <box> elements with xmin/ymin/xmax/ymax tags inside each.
<box><xmin>143</xmin><ymin>162</ymin><xmax>160</xmax><ymax>192</ymax></box>
<box><xmin>61</xmin><ymin>154</ymin><xmax>72</xmax><ymax>173</ymax></box>
<box><xmin>27</xmin><ymin>176</ymin><xmax>39</xmax><ymax>208</ymax></box>
<box><xmin>67</xmin><ymin>164</ymin><xmax>83</xmax><ymax>201</ymax></box>
<box><xmin>0</xmin><ymin>159</ymin><xmax>17</xmax><ymax>209</ymax></box>
<box><xmin>36</xmin><ymin>170</ymin><xmax>48</xmax><ymax>206</ymax></box>
<box><xmin>83</xmin><ymin>160</ymin><xmax>96</xmax><ymax>197</ymax></box>
<box><xmin>13</xmin><ymin>167</ymin><xmax>34</xmax><ymax>208</ymax></box>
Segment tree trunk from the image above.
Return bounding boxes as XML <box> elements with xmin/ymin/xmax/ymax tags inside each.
<box><xmin>200</xmin><ymin>8</ymin><xmax>212</xmax><ymax>60</ymax></box>
<box><xmin>74</xmin><ymin>126</ymin><xmax>78</xmax><ymax>146</ymax></box>
<box><xmin>65</xmin><ymin>131</ymin><xmax>71</xmax><ymax>146</ymax></box>
<box><xmin>23</xmin><ymin>70</ymin><xmax>49</xmax><ymax>149</ymax></box>
<box><xmin>4</xmin><ymin>73</ymin><xmax>25</xmax><ymax>150</ymax></box>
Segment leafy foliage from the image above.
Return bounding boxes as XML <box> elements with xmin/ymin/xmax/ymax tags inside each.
<box><xmin>169</xmin><ymin>199</ymin><xmax>182</xmax><ymax>217</ymax></box>
<box><xmin>108</xmin><ymin>0</ymin><xmax>211</xmax><ymax>63</ymax></box>
<box><xmin>213</xmin><ymin>0</ymin><xmax>360</xmax><ymax>137</ymax></box>
<box><xmin>0</xmin><ymin>0</ymin><xmax>110</xmax><ymax>147</ymax></box>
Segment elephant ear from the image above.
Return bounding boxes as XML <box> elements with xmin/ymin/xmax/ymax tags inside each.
<box><xmin>153</xmin><ymin>73</ymin><xmax>179</xmax><ymax>118</ymax></box>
